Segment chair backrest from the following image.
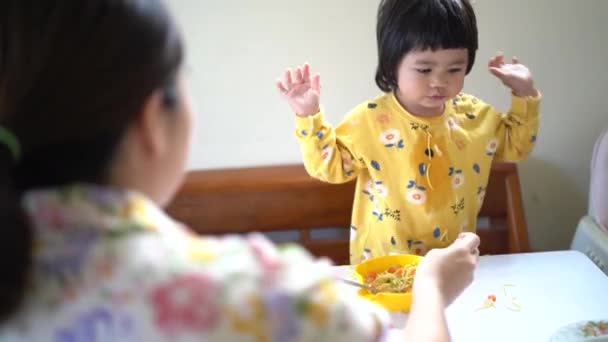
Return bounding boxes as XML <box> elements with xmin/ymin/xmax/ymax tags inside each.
<box><xmin>167</xmin><ymin>162</ymin><xmax>530</xmax><ymax>265</ymax></box>
<box><xmin>166</xmin><ymin>165</ymin><xmax>353</xmax><ymax>264</ymax></box>
<box><xmin>590</xmin><ymin>128</ymin><xmax>608</xmax><ymax>232</ymax></box>
<box><xmin>477</xmin><ymin>162</ymin><xmax>530</xmax><ymax>255</ymax></box>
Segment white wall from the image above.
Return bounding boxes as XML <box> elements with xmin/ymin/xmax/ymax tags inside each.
<box><xmin>169</xmin><ymin>0</ymin><xmax>608</xmax><ymax>251</ymax></box>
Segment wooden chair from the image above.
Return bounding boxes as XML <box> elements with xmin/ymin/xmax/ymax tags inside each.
<box><xmin>477</xmin><ymin>162</ymin><xmax>531</xmax><ymax>255</ymax></box>
<box><xmin>166</xmin><ymin>162</ymin><xmax>530</xmax><ymax>265</ymax></box>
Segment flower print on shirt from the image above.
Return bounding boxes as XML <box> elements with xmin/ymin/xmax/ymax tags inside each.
<box><xmin>379</xmin><ymin>129</ymin><xmax>404</xmax><ymax>149</ymax></box>
<box><xmin>486</xmin><ymin>138</ymin><xmax>499</xmax><ymax>156</ymax></box>
<box><xmin>473</xmin><ymin>163</ymin><xmax>481</xmax><ymax>174</ymax></box>
<box><xmin>225</xmin><ymin>294</ymin><xmax>269</xmax><ymax>341</ymax></box>
<box><xmin>362</xmin><ymin>181</ymin><xmax>374</xmax><ymax>202</ymax></box>
<box><xmin>433</xmin><ymin>227</ymin><xmax>441</xmax><ymax>239</ymax></box>
<box><xmin>362</xmin><ymin>179</ymin><xmax>388</xmax><ymax>202</ymax></box>
<box><xmin>383</xmin><ymin>207</ymin><xmax>401</xmax><ymax>222</ymax></box>
<box><xmin>53</xmin><ymin>307</ymin><xmax>136</xmax><ymax>342</ymax></box>
<box><xmin>448</xmin><ymin>167</ymin><xmax>465</xmax><ymax>189</ymax></box>
<box><xmin>432</xmin><ymin>227</ymin><xmax>449</xmax><ymax>243</ymax></box>
<box><xmin>376</xmin><ymin>113</ymin><xmax>391</xmax><ymax>125</ymax></box>
<box><xmin>321</xmin><ymin>145</ymin><xmax>334</xmax><ymax>163</ymax></box>
<box><xmin>298</xmin><ymin>282</ymin><xmax>337</xmax><ymax>327</ymax></box>
<box><xmin>341</xmin><ymin>151</ymin><xmax>354</xmax><ymax>176</ymax></box>
<box><xmin>149</xmin><ymin>273</ymin><xmax>221</xmax><ymax>334</ymax></box>
<box><xmin>370</xmin><ymin>160</ymin><xmax>381</xmax><ymax>171</ymax></box>
<box><xmin>374</xmin><ymin>182</ymin><xmax>389</xmax><ymax>198</ymax></box>
<box><xmin>38</xmin><ymin>229</ymin><xmax>99</xmax><ymax>278</ymax></box>
<box><xmin>406</xmin><ymin>180</ymin><xmax>427</xmax><ymax>205</ymax></box>
<box><xmin>407</xmin><ymin>240</ymin><xmax>429</xmax><ymax>256</ymax></box>
<box><xmin>451</xmin><ymin>198</ymin><xmax>465</xmax><ymax>215</ymax></box>
<box><xmin>264</xmin><ymin>293</ymin><xmax>300</xmax><ymax>341</ymax></box>
<box><xmin>372</xmin><ymin>204</ymin><xmax>384</xmax><ymax>221</ymax></box>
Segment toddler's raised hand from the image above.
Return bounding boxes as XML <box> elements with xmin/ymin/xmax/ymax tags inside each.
<box><xmin>489</xmin><ymin>52</ymin><xmax>538</xmax><ymax>98</ymax></box>
<box><xmin>277</xmin><ymin>63</ymin><xmax>321</xmax><ymax>117</ymax></box>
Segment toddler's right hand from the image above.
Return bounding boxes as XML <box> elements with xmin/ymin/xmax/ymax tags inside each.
<box><xmin>414</xmin><ymin>232</ymin><xmax>480</xmax><ymax>306</ymax></box>
<box><xmin>276</xmin><ymin>63</ymin><xmax>321</xmax><ymax>117</ymax></box>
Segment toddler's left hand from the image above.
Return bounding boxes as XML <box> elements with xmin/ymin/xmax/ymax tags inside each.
<box><xmin>488</xmin><ymin>52</ymin><xmax>538</xmax><ymax>97</ymax></box>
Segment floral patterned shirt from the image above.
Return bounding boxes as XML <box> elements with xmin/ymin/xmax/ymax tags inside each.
<box><xmin>0</xmin><ymin>185</ymin><xmax>389</xmax><ymax>341</ymax></box>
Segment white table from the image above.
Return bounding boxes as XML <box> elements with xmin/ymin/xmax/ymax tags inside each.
<box><xmin>333</xmin><ymin>251</ymin><xmax>608</xmax><ymax>341</ymax></box>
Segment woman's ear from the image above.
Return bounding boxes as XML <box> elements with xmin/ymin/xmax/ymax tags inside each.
<box><xmin>136</xmin><ymin>90</ymin><xmax>170</xmax><ymax>159</ymax></box>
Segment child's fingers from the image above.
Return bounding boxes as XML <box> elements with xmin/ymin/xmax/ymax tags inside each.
<box><xmin>512</xmin><ymin>56</ymin><xmax>520</xmax><ymax>64</ymax></box>
<box><xmin>489</xmin><ymin>66</ymin><xmax>506</xmax><ymax>79</ymax></box>
<box><xmin>276</xmin><ymin>79</ymin><xmax>288</xmax><ymax>94</ymax></box>
<box><xmin>489</xmin><ymin>52</ymin><xmax>504</xmax><ymax>68</ymax></box>
<box><xmin>302</xmin><ymin>63</ymin><xmax>311</xmax><ymax>82</ymax></box>
<box><xmin>488</xmin><ymin>54</ymin><xmax>500</xmax><ymax>68</ymax></box>
<box><xmin>295</xmin><ymin>67</ymin><xmax>304</xmax><ymax>83</ymax></box>
<box><xmin>488</xmin><ymin>56</ymin><xmax>495</xmax><ymax>68</ymax></box>
<box><xmin>497</xmin><ymin>53</ymin><xmax>505</xmax><ymax>65</ymax></box>
<box><xmin>285</xmin><ymin>68</ymin><xmax>294</xmax><ymax>88</ymax></box>
<box><xmin>311</xmin><ymin>73</ymin><xmax>321</xmax><ymax>92</ymax></box>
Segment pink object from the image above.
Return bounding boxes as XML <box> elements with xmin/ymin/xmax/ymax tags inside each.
<box><xmin>590</xmin><ymin>128</ymin><xmax>608</xmax><ymax>233</ymax></box>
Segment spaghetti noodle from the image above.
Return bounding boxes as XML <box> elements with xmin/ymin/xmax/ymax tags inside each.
<box><xmin>364</xmin><ymin>264</ymin><xmax>417</xmax><ymax>293</ymax></box>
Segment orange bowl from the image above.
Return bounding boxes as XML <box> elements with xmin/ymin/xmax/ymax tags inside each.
<box><xmin>354</xmin><ymin>254</ymin><xmax>423</xmax><ymax>312</ymax></box>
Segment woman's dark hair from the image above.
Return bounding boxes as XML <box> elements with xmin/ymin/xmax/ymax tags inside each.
<box><xmin>0</xmin><ymin>0</ymin><xmax>183</xmax><ymax>320</ymax></box>
<box><xmin>375</xmin><ymin>0</ymin><xmax>478</xmax><ymax>92</ymax></box>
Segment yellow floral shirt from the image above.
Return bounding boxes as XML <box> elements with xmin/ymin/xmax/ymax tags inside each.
<box><xmin>295</xmin><ymin>92</ymin><xmax>540</xmax><ymax>264</ymax></box>
<box><xmin>0</xmin><ymin>185</ymin><xmax>389</xmax><ymax>341</ymax></box>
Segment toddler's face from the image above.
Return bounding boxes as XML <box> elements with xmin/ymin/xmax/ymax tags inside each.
<box><xmin>394</xmin><ymin>48</ymin><xmax>468</xmax><ymax>116</ymax></box>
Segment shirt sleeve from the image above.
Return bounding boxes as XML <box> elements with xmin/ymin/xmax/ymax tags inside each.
<box><xmin>490</xmin><ymin>94</ymin><xmax>541</xmax><ymax>161</ymax></box>
<box><xmin>294</xmin><ymin>108</ymin><xmax>366</xmax><ymax>184</ymax></box>
<box><xmin>142</xmin><ymin>232</ymin><xmax>391</xmax><ymax>341</ymax></box>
